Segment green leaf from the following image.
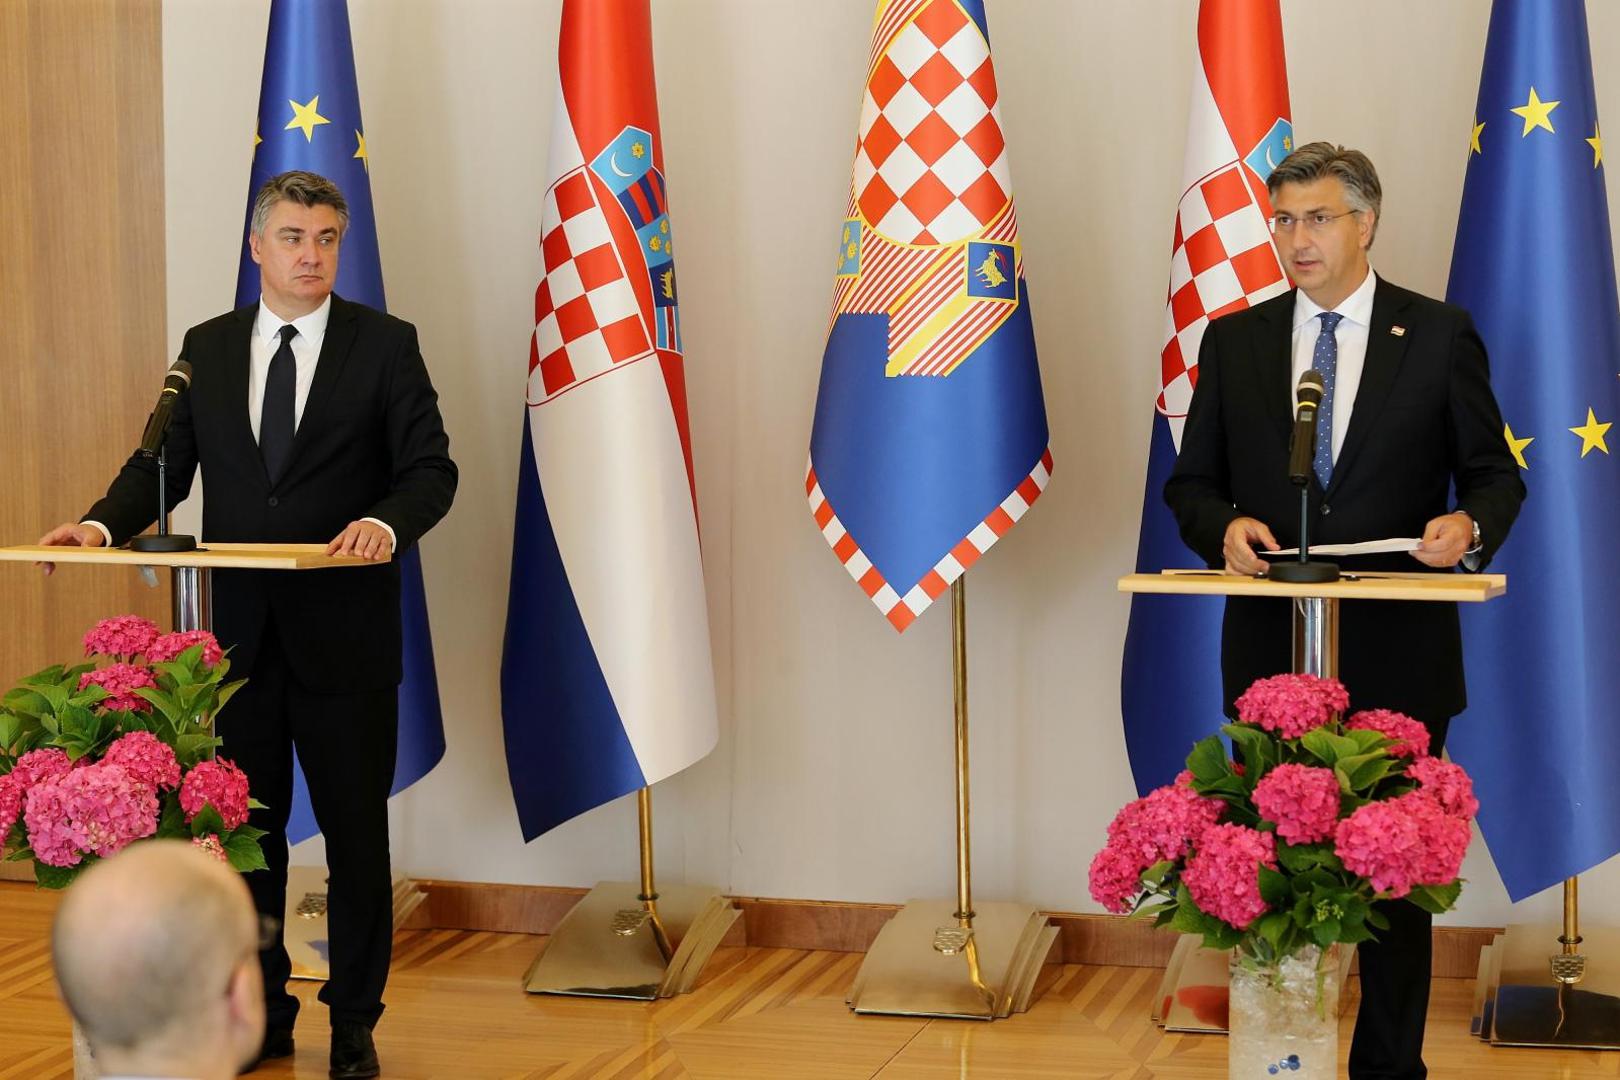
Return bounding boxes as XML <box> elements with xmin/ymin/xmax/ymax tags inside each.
<box><xmin>213</xmin><ymin>679</ymin><xmax>245</xmax><ymax>716</ymax></box>
<box><xmin>1345</xmin><ymin>756</ymin><xmax>1395</xmax><ymax>793</ymax></box>
<box><xmin>1258</xmin><ymin>866</ymin><xmax>1291</xmax><ymax>907</ymax></box>
<box><xmin>1255</xmin><ymin>910</ymin><xmax>1292</xmax><ymax>951</ymax></box>
<box><xmin>1140</xmin><ymin>860</ymin><xmax>1175</xmax><ymax>888</ymax></box>
<box><xmin>35</xmin><ymin>860</ymin><xmax>86</xmax><ymax>890</ymax></box>
<box><xmin>1276</xmin><ymin>841</ymin><xmax>1343</xmax><ymax>875</ymax></box>
<box><xmin>1300</xmin><ymin>728</ymin><xmax>1340</xmax><ymax>765</ymax></box>
<box><xmin>1311</xmin><ymin>919</ymin><xmax>1342</xmax><ymax>948</ymax></box>
<box><xmin>0</xmin><ymin>713</ymin><xmax>25</xmax><ymax>753</ymax></box>
<box><xmin>155</xmin><ymin>797</ymin><xmax>188</xmax><ymax>838</ymax></box>
<box><xmin>222</xmin><ymin>831</ymin><xmax>269</xmax><ymax>874</ymax></box>
<box><xmin>1185</xmin><ymin>735</ymin><xmax>1228</xmax><ymax>784</ymax></box>
<box><xmin>190</xmin><ymin>805</ymin><xmax>226</xmax><ymax>837</ymax></box>
<box><xmin>1407</xmin><ymin>882</ymin><xmax>1463</xmax><ymax>915</ymax></box>
<box><xmin>1345</xmin><ymin>729</ymin><xmax>1390</xmax><ymax>753</ymax></box>
<box><xmin>1223</xmin><ymin>724</ymin><xmax>1276</xmax><ymax>777</ymax></box>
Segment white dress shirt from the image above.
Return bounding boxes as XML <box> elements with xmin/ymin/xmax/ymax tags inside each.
<box><xmin>249</xmin><ymin>295</ymin><xmax>330</xmax><ymax>441</ymax></box>
<box><xmin>1289</xmin><ymin>266</ymin><xmax>1376</xmax><ymax>464</ymax></box>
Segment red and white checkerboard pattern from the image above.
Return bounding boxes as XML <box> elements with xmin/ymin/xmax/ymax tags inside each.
<box><xmin>852</xmin><ymin>0</ymin><xmax>1010</xmax><ymax>246</ymax></box>
<box><xmin>527</xmin><ymin>168</ymin><xmax>654</xmax><ymax>406</ymax></box>
<box><xmin>806</xmin><ymin>447</ymin><xmax>1052</xmax><ymax>631</ymax></box>
<box><xmin>1159</xmin><ymin>162</ymin><xmax>1288</xmax><ymax>429</ymax></box>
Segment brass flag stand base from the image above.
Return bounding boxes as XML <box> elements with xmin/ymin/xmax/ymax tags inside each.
<box><xmin>286</xmin><ymin>868</ymin><xmax>426</xmax><ymax>981</ymax></box>
<box><xmin>846</xmin><ymin>580</ymin><xmax>1058</xmax><ymax>1020</ymax></box>
<box><xmin>1474</xmin><ymin>877</ymin><xmax>1620</xmax><ymax>1049</ymax></box>
<box><xmin>523</xmin><ymin>788</ymin><xmax>740</xmax><ymax>1000</ymax></box>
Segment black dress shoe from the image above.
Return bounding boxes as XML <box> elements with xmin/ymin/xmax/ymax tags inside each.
<box><xmin>329</xmin><ymin>1020</ymin><xmax>380</xmax><ymax>1080</ymax></box>
<box><xmin>240</xmin><ymin>1025</ymin><xmax>295</xmax><ymax>1074</ymax></box>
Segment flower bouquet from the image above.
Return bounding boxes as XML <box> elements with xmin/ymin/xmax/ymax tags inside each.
<box><xmin>0</xmin><ymin>616</ymin><xmax>267</xmax><ymax>888</ymax></box>
<box><xmin>1089</xmin><ymin>673</ymin><xmax>1478</xmax><ymax>1077</ymax></box>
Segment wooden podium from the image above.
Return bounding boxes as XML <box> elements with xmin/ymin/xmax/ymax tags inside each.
<box><xmin>0</xmin><ymin>542</ymin><xmax>415</xmax><ymax>979</ymax></box>
<box><xmin>1118</xmin><ymin>568</ymin><xmax>1507</xmax><ymax>1033</ymax></box>
<box><xmin>0</xmin><ymin>541</ymin><xmax>379</xmax><ymax>633</ymax></box>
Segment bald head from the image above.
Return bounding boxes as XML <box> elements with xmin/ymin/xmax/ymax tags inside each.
<box><xmin>53</xmin><ymin>840</ymin><xmax>260</xmax><ymax>1059</ymax></box>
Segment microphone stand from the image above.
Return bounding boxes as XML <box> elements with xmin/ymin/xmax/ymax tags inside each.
<box><xmin>128</xmin><ymin>439</ymin><xmax>197</xmax><ymax>553</ymax></box>
<box><xmin>1271</xmin><ymin>390</ymin><xmax>1339</xmax><ymax>584</ymax></box>
<box><xmin>1267</xmin><ymin>483</ymin><xmax>1338</xmax><ymax>583</ymax></box>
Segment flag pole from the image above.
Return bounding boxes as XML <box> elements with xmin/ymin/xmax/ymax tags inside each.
<box><xmin>846</xmin><ymin>574</ymin><xmax>1054</xmax><ymax>1019</ymax></box>
<box><xmin>951</xmin><ymin>579</ymin><xmax>974</xmax><ymax>923</ymax></box>
<box><xmin>635</xmin><ymin>787</ymin><xmax>674</xmax><ymax>961</ymax></box>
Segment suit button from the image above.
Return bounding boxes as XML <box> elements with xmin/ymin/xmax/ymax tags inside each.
<box><xmin>267</xmin><ymin>496</ymin><xmax>279</xmax><ymax>508</ymax></box>
<box><xmin>1320</xmin><ymin>504</ymin><xmax>1331</xmax><ymax>515</ymax></box>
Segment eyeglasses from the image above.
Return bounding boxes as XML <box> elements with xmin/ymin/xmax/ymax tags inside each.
<box><xmin>1269</xmin><ymin>210</ymin><xmax>1360</xmax><ymax>235</ymax></box>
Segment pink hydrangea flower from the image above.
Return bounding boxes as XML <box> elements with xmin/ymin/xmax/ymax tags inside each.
<box><xmin>1346</xmin><ymin>709</ymin><xmax>1431</xmax><ymax>759</ymax></box>
<box><xmin>1233</xmin><ymin>674</ymin><xmax>1350</xmax><ymax>739</ymax></box>
<box><xmin>1183</xmin><ymin>823</ymin><xmax>1277</xmax><ymax>929</ymax></box>
<box><xmin>1406</xmin><ymin>757</ymin><xmax>1480</xmax><ymax>818</ymax></box>
<box><xmin>1335</xmin><ymin>791</ymin><xmax>1469</xmax><ymax>898</ymax></box>
<box><xmin>21</xmin><ymin>761</ymin><xmax>159</xmax><ymax>867</ymax></box>
<box><xmin>191</xmin><ymin>833</ymin><xmax>229</xmax><ymax>863</ymax></box>
<box><xmin>12</xmin><ymin>748</ymin><xmax>74</xmax><ymax>786</ymax></box>
<box><xmin>101</xmin><ymin>731</ymin><xmax>181</xmax><ymax>793</ymax></box>
<box><xmin>179</xmin><ymin>759</ymin><xmax>251</xmax><ymax>829</ymax></box>
<box><xmin>0</xmin><ymin>771</ymin><xmax>25</xmax><ymax>839</ymax></box>
<box><xmin>146</xmin><ymin>630</ymin><xmax>224</xmax><ymax>667</ymax></box>
<box><xmin>82</xmin><ymin>615</ymin><xmax>160</xmax><ymax>660</ymax></box>
<box><xmin>78</xmin><ymin>664</ymin><xmax>159</xmax><ymax>713</ymax></box>
<box><xmin>1252</xmin><ymin>763</ymin><xmax>1342</xmax><ymax>844</ymax></box>
<box><xmin>1088</xmin><ymin>844</ymin><xmax>1146</xmax><ymax>914</ymax></box>
<box><xmin>1106</xmin><ymin>781</ymin><xmax>1226</xmax><ymax>866</ymax></box>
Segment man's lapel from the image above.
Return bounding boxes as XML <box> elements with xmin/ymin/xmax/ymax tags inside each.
<box><xmin>1327</xmin><ymin>276</ymin><xmax>1413</xmax><ymax>496</ymax></box>
<box><xmin>1253</xmin><ymin>288</ymin><xmax>1297</xmax><ymax>444</ymax></box>
<box><xmin>281</xmin><ymin>294</ymin><xmax>358</xmax><ymax>483</ymax></box>
<box><xmin>222</xmin><ymin>305</ymin><xmax>263</xmax><ymax>477</ymax></box>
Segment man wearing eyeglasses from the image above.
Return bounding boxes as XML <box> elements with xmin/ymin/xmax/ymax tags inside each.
<box><xmin>1165</xmin><ymin>142</ymin><xmax>1525</xmax><ymax>1079</ymax></box>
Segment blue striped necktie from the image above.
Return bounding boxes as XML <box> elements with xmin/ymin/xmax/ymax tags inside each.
<box><xmin>1313</xmin><ymin>311</ymin><xmax>1344</xmax><ymax>489</ymax></box>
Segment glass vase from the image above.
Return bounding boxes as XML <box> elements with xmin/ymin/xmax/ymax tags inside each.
<box><xmin>1228</xmin><ymin>943</ymin><xmax>1341</xmax><ymax>1078</ymax></box>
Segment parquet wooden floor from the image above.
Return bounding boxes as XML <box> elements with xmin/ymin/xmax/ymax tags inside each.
<box><xmin>3</xmin><ymin>882</ymin><xmax>1616</xmax><ymax>1078</ymax></box>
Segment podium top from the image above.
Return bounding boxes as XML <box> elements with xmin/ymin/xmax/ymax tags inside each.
<box><xmin>0</xmin><ymin>543</ymin><xmax>387</xmax><ymax>571</ymax></box>
<box><xmin>1118</xmin><ymin>570</ymin><xmax>1505</xmax><ymax>603</ymax></box>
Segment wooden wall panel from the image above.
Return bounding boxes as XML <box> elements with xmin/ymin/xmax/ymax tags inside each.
<box><xmin>0</xmin><ymin>0</ymin><xmax>168</xmax><ymax>685</ymax></box>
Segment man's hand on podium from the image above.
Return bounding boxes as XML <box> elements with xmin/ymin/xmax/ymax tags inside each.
<box><xmin>35</xmin><ymin>522</ymin><xmax>107</xmax><ymax>576</ymax></box>
<box><xmin>326</xmin><ymin>519</ymin><xmax>393</xmax><ymax>562</ymax></box>
<box><xmin>1223</xmin><ymin>516</ymin><xmax>1280</xmax><ymax>577</ymax></box>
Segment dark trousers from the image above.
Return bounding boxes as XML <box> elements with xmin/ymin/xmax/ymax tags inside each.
<box><xmin>216</xmin><ymin>618</ymin><xmax>399</xmax><ymax>1030</ymax></box>
<box><xmin>1348</xmin><ymin>712</ymin><xmax>1452</xmax><ymax>1080</ymax></box>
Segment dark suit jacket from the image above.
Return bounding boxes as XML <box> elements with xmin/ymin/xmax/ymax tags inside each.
<box><xmin>86</xmin><ymin>295</ymin><xmax>458</xmax><ymax>693</ymax></box>
<box><xmin>1164</xmin><ymin>276</ymin><xmax>1525</xmax><ymax>719</ymax></box>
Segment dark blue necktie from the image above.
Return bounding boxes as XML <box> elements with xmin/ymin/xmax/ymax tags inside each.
<box><xmin>1312</xmin><ymin>311</ymin><xmax>1344</xmax><ymax>489</ymax></box>
<box><xmin>260</xmin><ymin>324</ymin><xmax>297</xmax><ymax>484</ymax></box>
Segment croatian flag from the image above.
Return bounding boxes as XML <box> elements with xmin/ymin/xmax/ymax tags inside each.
<box><xmin>809</xmin><ymin>0</ymin><xmax>1051</xmax><ymax>631</ymax></box>
<box><xmin>1120</xmin><ymin>0</ymin><xmax>1292</xmax><ymax>793</ymax></box>
<box><xmin>501</xmin><ymin>0</ymin><xmax>718</xmax><ymax>841</ymax></box>
<box><xmin>236</xmin><ymin>0</ymin><xmax>446</xmax><ymax>842</ymax></box>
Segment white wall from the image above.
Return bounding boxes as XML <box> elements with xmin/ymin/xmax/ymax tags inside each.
<box><xmin>162</xmin><ymin>0</ymin><xmax>1620</xmax><ymax>929</ymax></box>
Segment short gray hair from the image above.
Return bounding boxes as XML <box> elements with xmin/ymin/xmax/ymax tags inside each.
<box><xmin>250</xmin><ymin>170</ymin><xmax>349</xmax><ymax>237</ymax></box>
<box><xmin>1267</xmin><ymin>142</ymin><xmax>1382</xmax><ymax>246</ymax></box>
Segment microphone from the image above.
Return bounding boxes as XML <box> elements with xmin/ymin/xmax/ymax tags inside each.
<box><xmin>137</xmin><ymin>360</ymin><xmax>193</xmax><ymax>456</ymax></box>
<box><xmin>1287</xmin><ymin>369</ymin><xmax>1325</xmax><ymax>485</ymax></box>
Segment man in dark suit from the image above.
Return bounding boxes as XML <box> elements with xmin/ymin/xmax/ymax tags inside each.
<box><xmin>1165</xmin><ymin>143</ymin><xmax>1524</xmax><ymax>1080</ymax></box>
<box><xmin>40</xmin><ymin>170</ymin><xmax>456</xmax><ymax>1080</ymax></box>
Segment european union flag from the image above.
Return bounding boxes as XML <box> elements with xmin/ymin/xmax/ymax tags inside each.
<box><xmin>235</xmin><ymin>0</ymin><xmax>446</xmax><ymax>843</ymax></box>
<box><xmin>1446</xmin><ymin>0</ymin><xmax>1620</xmax><ymax>900</ymax></box>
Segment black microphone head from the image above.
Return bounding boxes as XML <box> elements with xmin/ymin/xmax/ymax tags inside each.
<box><xmin>1296</xmin><ymin>369</ymin><xmax>1325</xmax><ymax>409</ymax></box>
<box><xmin>163</xmin><ymin>359</ymin><xmax>193</xmax><ymax>392</ymax></box>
